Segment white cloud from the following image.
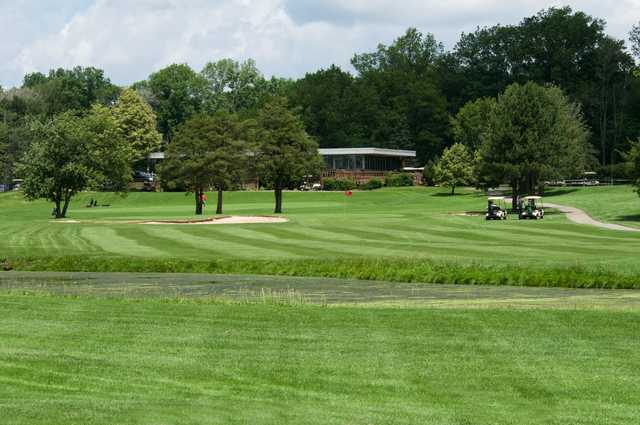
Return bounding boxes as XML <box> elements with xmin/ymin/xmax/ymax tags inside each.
<box><xmin>1</xmin><ymin>0</ymin><xmax>639</xmax><ymax>88</ymax></box>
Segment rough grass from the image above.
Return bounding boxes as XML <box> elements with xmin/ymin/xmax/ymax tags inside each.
<box><xmin>1</xmin><ymin>293</ymin><xmax>639</xmax><ymax>425</ymax></box>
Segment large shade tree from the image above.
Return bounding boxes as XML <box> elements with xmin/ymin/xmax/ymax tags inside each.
<box><xmin>479</xmin><ymin>82</ymin><xmax>591</xmax><ymax>209</ymax></box>
<box><xmin>19</xmin><ymin>106</ymin><xmax>132</xmax><ymax>218</ymax></box>
<box><xmin>251</xmin><ymin>98</ymin><xmax>322</xmax><ymax>214</ymax></box>
<box><xmin>161</xmin><ymin>113</ymin><xmax>246</xmax><ymax>215</ymax></box>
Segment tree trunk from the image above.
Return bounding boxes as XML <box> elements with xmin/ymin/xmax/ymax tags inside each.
<box><xmin>451</xmin><ymin>185</ymin><xmax>455</xmax><ymax>196</ymax></box>
<box><xmin>195</xmin><ymin>189</ymin><xmax>203</xmax><ymax>215</ymax></box>
<box><xmin>216</xmin><ymin>189</ymin><xmax>223</xmax><ymax>215</ymax></box>
<box><xmin>61</xmin><ymin>194</ymin><xmax>71</xmax><ymax>219</ymax></box>
<box><xmin>54</xmin><ymin>198</ymin><xmax>62</xmax><ymax>219</ymax></box>
<box><xmin>274</xmin><ymin>183</ymin><xmax>283</xmax><ymax>214</ymax></box>
<box><xmin>511</xmin><ymin>180</ymin><xmax>519</xmax><ymax>211</ymax></box>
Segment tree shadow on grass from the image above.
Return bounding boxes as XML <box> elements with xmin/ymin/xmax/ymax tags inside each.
<box><xmin>543</xmin><ymin>189</ymin><xmax>580</xmax><ymax>198</ymax></box>
<box><xmin>431</xmin><ymin>192</ymin><xmax>475</xmax><ymax>197</ymax></box>
<box><xmin>616</xmin><ymin>214</ymin><xmax>640</xmax><ymax>222</ymax></box>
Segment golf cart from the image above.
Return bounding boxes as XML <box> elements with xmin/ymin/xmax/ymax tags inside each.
<box><xmin>519</xmin><ymin>196</ymin><xmax>544</xmax><ymax>220</ymax></box>
<box><xmin>486</xmin><ymin>197</ymin><xmax>508</xmax><ymax>220</ymax></box>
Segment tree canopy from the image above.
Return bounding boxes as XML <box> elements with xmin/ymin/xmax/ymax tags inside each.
<box><xmin>144</xmin><ymin>64</ymin><xmax>206</xmax><ymax>142</ymax></box>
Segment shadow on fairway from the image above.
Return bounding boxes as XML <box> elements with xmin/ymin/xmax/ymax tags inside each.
<box><xmin>430</xmin><ymin>192</ymin><xmax>476</xmax><ymax>197</ymax></box>
<box><xmin>543</xmin><ymin>188</ymin><xmax>580</xmax><ymax>197</ymax></box>
<box><xmin>617</xmin><ymin>214</ymin><xmax>640</xmax><ymax>223</ymax></box>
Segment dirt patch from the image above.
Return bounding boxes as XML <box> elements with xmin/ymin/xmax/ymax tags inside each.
<box><xmin>450</xmin><ymin>212</ymin><xmax>483</xmax><ymax>217</ymax></box>
<box><xmin>142</xmin><ymin>216</ymin><xmax>289</xmax><ymax>225</ymax></box>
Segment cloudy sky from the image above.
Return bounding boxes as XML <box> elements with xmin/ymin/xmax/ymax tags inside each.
<box><xmin>1</xmin><ymin>0</ymin><xmax>638</xmax><ymax>88</ymax></box>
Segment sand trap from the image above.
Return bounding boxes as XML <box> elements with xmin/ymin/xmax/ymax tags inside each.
<box><xmin>143</xmin><ymin>216</ymin><xmax>289</xmax><ymax>225</ymax></box>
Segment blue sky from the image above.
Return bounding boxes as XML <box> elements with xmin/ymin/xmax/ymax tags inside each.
<box><xmin>1</xmin><ymin>0</ymin><xmax>638</xmax><ymax>88</ymax></box>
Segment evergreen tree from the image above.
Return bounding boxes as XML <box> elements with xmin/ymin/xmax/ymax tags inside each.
<box><xmin>161</xmin><ymin>113</ymin><xmax>246</xmax><ymax>215</ymax></box>
<box><xmin>251</xmin><ymin>98</ymin><xmax>322</xmax><ymax>214</ymax></box>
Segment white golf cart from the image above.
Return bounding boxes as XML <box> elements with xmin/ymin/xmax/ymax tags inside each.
<box><xmin>486</xmin><ymin>197</ymin><xmax>508</xmax><ymax>220</ymax></box>
<box><xmin>519</xmin><ymin>196</ymin><xmax>545</xmax><ymax>220</ymax></box>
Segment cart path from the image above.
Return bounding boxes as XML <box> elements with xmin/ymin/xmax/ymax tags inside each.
<box><xmin>546</xmin><ymin>203</ymin><xmax>640</xmax><ymax>232</ymax></box>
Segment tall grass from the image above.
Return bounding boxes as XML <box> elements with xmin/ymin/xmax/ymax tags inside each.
<box><xmin>4</xmin><ymin>255</ymin><xmax>639</xmax><ymax>289</ymax></box>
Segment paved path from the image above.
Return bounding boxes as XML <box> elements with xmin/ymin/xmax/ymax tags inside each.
<box><xmin>546</xmin><ymin>203</ymin><xmax>640</xmax><ymax>233</ymax></box>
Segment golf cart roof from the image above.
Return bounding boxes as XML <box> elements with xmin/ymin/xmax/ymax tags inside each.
<box><xmin>524</xmin><ymin>196</ymin><xmax>542</xmax><ymax>200</ymax></box>
<box><xmin>487</xmin><ymin>197</ymin><xmax>504</xmax><ymax>201</ymax></box>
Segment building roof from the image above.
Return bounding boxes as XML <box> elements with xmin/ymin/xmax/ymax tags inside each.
<box><xmin>149</xmin><ymin>147</ymin><xmax>417</xmax><ymax>160</ymax></box>
<box><xmin>318</xmin><ymin>148</ymin><xmax>416</xmax><ymax>158</ymax></box>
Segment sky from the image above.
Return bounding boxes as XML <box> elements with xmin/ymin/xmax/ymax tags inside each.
<box><xmin>1</xmin><ymin>0</ymin><xmax>639</xmax><ymax>88</ymax></box>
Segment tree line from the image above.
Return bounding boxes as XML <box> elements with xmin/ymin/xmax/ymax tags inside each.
<box><xmin>2</xmin><ymin>6</ymin><xmax>640</xmax><ymax>216</ymax></box>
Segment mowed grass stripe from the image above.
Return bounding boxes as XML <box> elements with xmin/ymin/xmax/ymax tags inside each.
<box><xmin>182</xmin><ymin>225</ymin><xmax>352</xmax><ymax>258</ymax></box>
<box><xmin>140</xmin><ymin>225</ymin><xmax>299</xmax><ymax>259</ymax></box>
<box><xmin>80</xmin><ymin>227</ymin><xmax>170</xmax><ymax>258</ymax></box>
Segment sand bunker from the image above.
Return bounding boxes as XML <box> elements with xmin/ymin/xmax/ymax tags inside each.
<box><xmin>143</xmin><ymin>216</ymin><xmax>289</xmax><ymax>225</ymax></box>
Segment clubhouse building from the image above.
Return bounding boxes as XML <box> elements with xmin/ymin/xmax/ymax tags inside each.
<box><xmin>147</xmin><ymin>147</ymin><xmax>420</xmax><ymax>186</ymax></box>
<box><xmin>320</xmin><ymin>148</ymin><xmax>418</xmax><ymax>184</ymax></box>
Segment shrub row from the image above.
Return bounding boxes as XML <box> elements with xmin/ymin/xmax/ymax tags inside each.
<box><xmin>323</xmin><ymin>173</ymin><xmax>414</xmax><ymax>191</ymax></box>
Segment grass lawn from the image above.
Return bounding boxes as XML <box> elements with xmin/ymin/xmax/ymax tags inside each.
<box><xmin>1</xmin><ymin>291</ymin><xmax>639</xmax><ymax>425</ymax></box>
<box><xmin>1</xmin><ymin>186</ymin><xmax>640</xmax><ymax>286</ymax></box>
<box><xmin>546</xmin><ymin>185</ymin><xmax>640</xmax><ymax>229</ymax></box>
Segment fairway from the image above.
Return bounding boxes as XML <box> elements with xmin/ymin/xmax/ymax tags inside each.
<box><xmin>2</xmin><ymin>187</ymin><xmax>640</xmax><ymax>284</ymax></box>
<box><xmin>0</xmin><ymin>288</ymin><xmax>638</xmax><ymax>425</ymax></box>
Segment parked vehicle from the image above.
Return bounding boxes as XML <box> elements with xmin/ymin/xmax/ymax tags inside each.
<box><xmin>519</xmin><ymin>196</ymin><xmax>544</xmax><ymax>220</ymax></box>
<box><xmin>486</xmin><ymin>197</ymin><xmax>508</xmax><ymax>220</ymax></box>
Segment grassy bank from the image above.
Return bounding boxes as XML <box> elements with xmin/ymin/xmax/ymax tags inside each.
<box><xmin>4</xmin><ymin>256</ymin><xmax>640</xmax><ymax>289</ymax></box>
<box><xmin>1</xmin><ymin>293</ymin><xmax>638</xmax><ymax>425</ymax></box>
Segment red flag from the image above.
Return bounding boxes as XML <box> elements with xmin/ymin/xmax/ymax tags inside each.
<box><xmin>345</xmin><ymin>191</ymin><xmax>353</xmax><ymax>197</ymax></box>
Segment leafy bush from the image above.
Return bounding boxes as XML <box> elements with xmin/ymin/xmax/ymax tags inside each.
<box><xmin>323</xmin><ymin>178</ymin><xmax>357</xmax><ymax>191</ymax></box>
<box><xmin>361</xmin><ymin>178</ymin><xmax>383</xmax><ymax>190</ymax></box>
<box><xmin>384</xmin><ymin>172</ymin><xmax>414</xmax><ymax>187</ymax></box>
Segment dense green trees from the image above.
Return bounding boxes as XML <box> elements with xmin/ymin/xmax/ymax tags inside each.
<box><xmin>19</xmin><ymin>108</ymin><xmax>132</xmax><ymax>218</ymax></box>
<box><xmin>23</xmin><ymin>67</ymin><xmax>120</xmax><ymax>116</ymax></box>
<box><xmin>161</xmin><ymin>113</ymin><xmax>246</xmax><ymax>215</ymax></box>
<box><xmin>251</xmin><ymin>98</ymin><xmax>322</xmax><ymax>214</ymax></box>
<box><xmin>2</xmin><ymin>5</ymin><xmax>640</xmax><ymax>203</ymax></box>
<box><xmin>449</xmin><ymin>7</ymin><xmax>635</xmax><ymax>168</ymax></box>
<box><xmin>479</xmin><ymin>82</ymin><xmax>591</xmax><ymax>208</ymax></box>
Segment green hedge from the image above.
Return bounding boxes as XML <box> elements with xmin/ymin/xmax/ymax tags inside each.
<box><xmin>323</xmin><ymin>178</ymin><xmax>357</xmax><ymax>191</ymax></box>
<box><xmin>385</xmin><ymin>172</ymin><xmax>414</xmax><ymax>187</ymax></box>
<box><xmin>361</xmin><ymin>178</ymin><xmax>383</xmax><ymax>191</ymax></box>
